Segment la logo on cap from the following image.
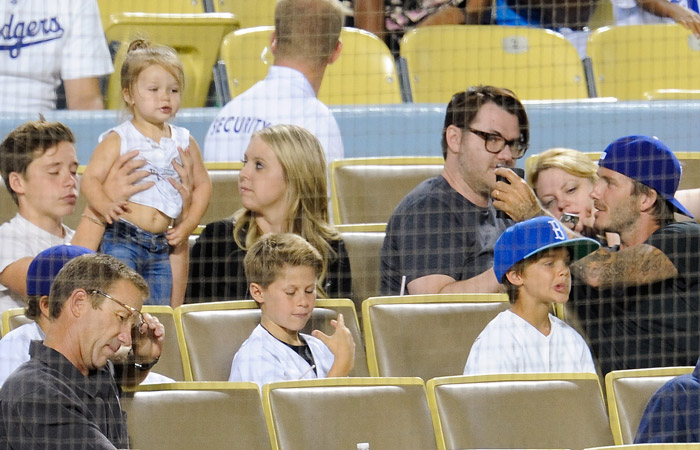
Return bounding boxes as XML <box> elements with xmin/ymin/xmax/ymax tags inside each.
<box><xmin>549</xmin><ymin>220</ymin><xmax>566</xmax><ymax>241</ymax></box>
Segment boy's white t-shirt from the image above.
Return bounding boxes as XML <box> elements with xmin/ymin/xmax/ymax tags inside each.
<box><xmin>229</xmin><ymin>324</ymin><xmax>335</xmax><ymax>389</ymax></box>
<box><xmin>0</xmin><ymin>214</ymin><xmax>74</xmax><ymax>313</ymax></box>
<box><xmin>464</xmin><ymin>309</ymin><xmax>596</xmax><ymax>375</ymax></box>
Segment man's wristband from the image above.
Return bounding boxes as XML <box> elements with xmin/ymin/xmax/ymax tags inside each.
<box><xmin>133</xmin><ymin>356</ymin><xmax>159</xmax><ymax>371</ymax></box>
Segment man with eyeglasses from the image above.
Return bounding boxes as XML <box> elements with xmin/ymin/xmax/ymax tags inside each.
<box><xmin>0</xmin><ymin>253</ymin><xmax>160</xmax><ymax>449</ymax></box>
<box><xmin>0</xmin><ymin>244</ymin><xmax>171</xmax><ymax>388</ymax></box>
<box><xmin>380</xmin><ymin>86</ymin><xmax>544</xmax><ymax>295</ymax></box>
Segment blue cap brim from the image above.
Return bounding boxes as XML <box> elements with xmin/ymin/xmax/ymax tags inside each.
<box><xmin>519</xmin><ymin>236</ymin><xmax>600</xmax><ymax>268</ymax></box>
<box><xmin>669</xmin><ymin>197</ymin><xmax>694</xmax><ymax>219</ymax></box>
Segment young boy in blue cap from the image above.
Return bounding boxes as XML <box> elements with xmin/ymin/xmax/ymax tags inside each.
<box><xmin>464</xmin><ymin>216</ymin><xmax>599</xmax><ymax>375</ymax></box>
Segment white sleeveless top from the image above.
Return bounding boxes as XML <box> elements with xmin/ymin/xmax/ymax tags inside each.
<box><xmin>99</xmin><ymin>121</ymin><xmax>187</xmax><ymax>219</ymax></box>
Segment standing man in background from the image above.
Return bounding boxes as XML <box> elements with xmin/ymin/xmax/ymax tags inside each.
<box><xmin>203</xmin><ymin>0</ymin><xmax>346</xmax><ymax>164</ymax></box>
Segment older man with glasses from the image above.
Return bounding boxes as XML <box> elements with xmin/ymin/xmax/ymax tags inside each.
<box><xmin>381</xmin><ymin>85</ymin><xmax>545</xmax><ymax>295</ymax></box>
<box><xmin>0</xmin><ymin>253</ymin><xmax>162</xmax><ymax>449</ymax></box>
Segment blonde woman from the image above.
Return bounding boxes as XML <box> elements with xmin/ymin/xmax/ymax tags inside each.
<box><xmin>528</xmin><ymin>148</ymin><xmax>603</xmax><ymax>238</ymax></box>
<box><xmin>187</xmin><ymin>125</ymin><xmax>352</xmax><ymax>302</ymax></box>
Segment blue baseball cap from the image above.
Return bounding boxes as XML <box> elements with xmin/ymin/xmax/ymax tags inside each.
<box><xmin>599</xmin><ymin>135</ymin><xmax>693</xmax><ymax>218</ymax></box>
<box><xmin>493</xmin><ymin>216</ymin><xmax>600</xmax><ymax>282</ymax></box>
<box><xmin>26</xmin><ymin>245</ymin><xmax>95</xmax><ymax>296</ymax></box>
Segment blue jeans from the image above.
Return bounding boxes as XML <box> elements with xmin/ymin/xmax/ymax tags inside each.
<box><xmin>100</xmin><ymin>220</ymin><xmax>172</xmax><ymax>306</ymax></box>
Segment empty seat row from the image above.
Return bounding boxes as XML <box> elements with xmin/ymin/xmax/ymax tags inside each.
<box><xmin>98</xmin><ymin>13</ymin><xmax>700</xmax><ymax>108</ymax></box>
<box><xmin>104</xmin><ymin>369</ymin><xmax>700</xmax><ymax>449</ymax></box>
<box><xmin>400</xmin><ymin>24</ymin><xmax>700</xmax><ymax>103</ymax></box>
<box><xmin>122</xmin><ymin>372</ymin><xmax>621</xmax><ymax>450</ymax></box>
<box><xmin>217</xmin><ymin>23</ymin><xmax>700</xmax><ymax>104</ymax></box>
<box><xmin>96</xmin><ymin>0</ymin><xmax>276</xmax><ymax>29</ymax></box>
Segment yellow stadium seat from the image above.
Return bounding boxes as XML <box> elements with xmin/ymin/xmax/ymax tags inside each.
<box><xmin>122</xmin><ymin>382</ymin><xmax>270</xmax><ymax>450</ymax></box>
<box><xmin>202</xmin><ymin>161</ymin><xmax>243</xmax><ymax>225</ymax></box>
<box><xmin>211</xmin><ymin>0</ymin><xmax>276</xmax><ymax>28</ymax></box>
<box><xmin>587</xmin><ymin>24</ymin><xmax>700</xmax><ymax>100</ymax></box>
<box><xmin>330</xmin><ymin>157</ymin><xmax>444</xmax><ymax>224</ymax></box>
<box><xmin>586</xmin><ymin>445</ymin><xmax>700</xmax><ymax>450</ymax></box>
<box><xmin>96</xmin><ymin>0</ymin><xmax>206</xmax><ymax>30</ymax></box>
<box><xmin>363</xmin><ymin>294</ymin><xmax>509</xmax><ymax>380</ymax></box>
<box><xmin>219</xmin><ymin>26</ymin><xmax>402</xmax><ymax>105</ymax></box>
<box><xmin>175</xmin><ymin>299</ymin><xmax>368</xmax><ymax>381</ymax></box>
<box><xmin>262</xmin><ymin>377</ymin><xmax>437</xmax><ymax>450</ymax></box>
<box><xmin>587</xmin><ymin>0</ymin><xmax>615</xmax><ymax>30</ymax></box>
<box><xmin>103</xmin><ymin>12</ymin><xmax>239</xmax><ymax>109</ymax></box>
<box><xmin>0</xmin><ymin>178</ymin><xmax>17</xmax><ymax>226</ymax></box>
<box><xmin>605</xmin><ymin>366</ymin><xmax>694</xmax><ymax>445</ymax></box>
<box><xmin>140</xmin><ymin>305</ymin><xmax>187</xmax><ymax>381</ymax></box>
<box><xmin>1</xmin><ymin>308</ymin><xmax>31</xmax><ymax>337</ymax></box>
<box><xmin>399</xmin><ymin>25</ymin><xmax>588</xmax><ymax>103</ymax></box>
<box><xmin>335</xmin><ymin>224</ymin><xmax>387</xmax><ymax>315</ymax></box>
<box><xmin>428</xmin><ymin>372</ymin><xmax>614</xmax><ymax>450</ymax></box>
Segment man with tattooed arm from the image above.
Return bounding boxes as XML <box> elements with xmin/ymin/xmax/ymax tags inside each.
<box><xmin>568</xmin><ymin>135</ymin><xmax>700</xmax><ymax>375</ymax></box>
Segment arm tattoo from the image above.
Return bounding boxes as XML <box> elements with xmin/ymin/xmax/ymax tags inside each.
<box><xmin>571</xmin><ymin>244</ymin><xmax>678</xmax><ymax>289</ymax></box>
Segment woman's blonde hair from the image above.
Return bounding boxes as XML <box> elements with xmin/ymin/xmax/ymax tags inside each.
<box><xmin>527</xmin><ymin>147</ymin><xmax>598</xmax><ymax>188</ymax></box>
<box><xmin>120</xmin><ymin>38</ymin><xmax>185</xmax><ymax>112</ymax></box>
<box><xmin>233</xmin><ymin>124</ymin><xmax>339</xmax><ymax>296</ymax></box>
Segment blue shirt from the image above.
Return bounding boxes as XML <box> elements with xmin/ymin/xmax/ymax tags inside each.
<box><xmin>635</xmin><ymin>357</ymin><xmax>700</xmax><ymax>443</ymax></box>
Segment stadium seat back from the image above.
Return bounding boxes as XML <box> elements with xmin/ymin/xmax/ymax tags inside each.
<box><xmin>588</xmin><ymin>24</ymin><xmax>700</xmax><ymax>100</ymax></box>
<box><xmin>141</xmin><ymin>305</ymin><xmax>186</xmax><ymax>381</ymax></box>
<box><xmin>400</xmin><ymin>25</ymin><xmax>588</xmax><ymax>103</ymax></box>
<box><xmin>219</xmin><ymin>27</ymin><xmax>402</xmax><ymax>105</ymax></box>
<box><xmin>121</xmin><ymin>382</ymin><xmax>270</xmax><ymax>450</ymax></box>
<box><xmin>262</xmin><ymin>377</ymin><xmax>437</xmax><ymax>450</ymax></box>
<box><xmin>211</xmin><ymin>0</ymin><xmax>276</xmax><ymax>28</ymax></box>
<box><xmin>363</xmin><ymin>294</ymin><xmax>509</xmax><ymax>379</ymax></box>
<box><xmin>1</xmin><ymin>308</ymin><xmax>32</xmax><ymax>337</ymax></box>
<box><xmin>337</xmin><ymin>225</ymin><xmax>386</xmax><ymax>315</ymax></box>
<box><xmin>202</xmin><ymin>162</ymin><xmax>243</xmax><ymax>225</ymax></box>
<box><xmin>330</xmin><ymin>157</ymin><xmax>444</xmax><ymax>224</ymax></box>
<box><xmin>428</xmin><ymin>373</ymin><xmax>613</xmax><ymax>450</ymax></box>
<box><xmin>96</xmin><ymin>0</ymin><xmax>206</xmax><ymax>30</ymax></box>
<box><xmin>103</xmin><ymin>12</ymin><xmax>238</xmax><ymax>109</ymax></box>
<box><xmin>605</xmin><ymin>366</ymin><xmax>695</xmax><ymax>445</ymax></box>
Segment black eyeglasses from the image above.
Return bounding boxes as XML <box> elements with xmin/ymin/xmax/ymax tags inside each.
<box><xmin>467</xmin><ymin>128</ymin><xmax>528</xmax><ymax>159</ymax></box>
<box><xmin>88</xmin><ymin>289</ymin><xmax>144</xmax><ymax>330</ymax></box>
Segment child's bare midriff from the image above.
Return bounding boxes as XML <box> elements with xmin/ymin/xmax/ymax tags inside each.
<box><xmin>121</xmin><ymin>202</ymin><xmax>173</xmax><ymax>234</ymax></box>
